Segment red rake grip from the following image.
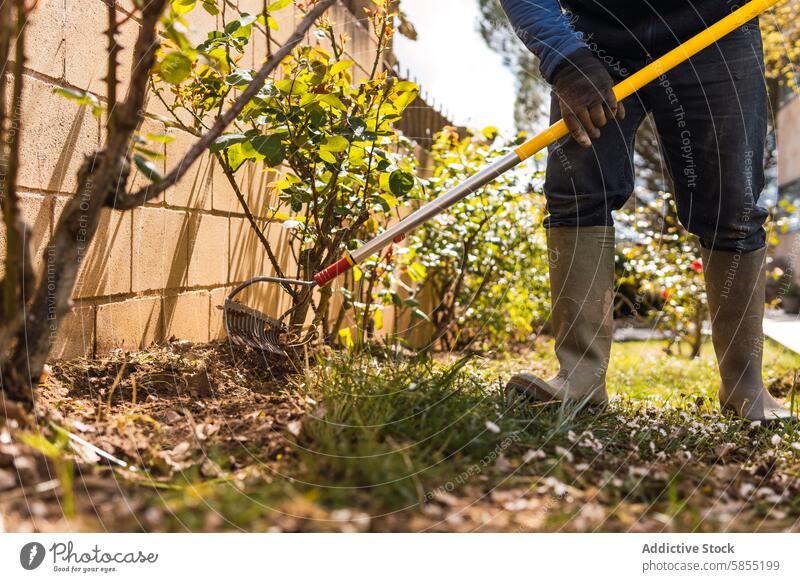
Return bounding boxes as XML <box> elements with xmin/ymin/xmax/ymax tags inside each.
<box><xmin>313</xmin><ymin>256</ymin><xmax>354</xmax><ymax>286</ymax></box>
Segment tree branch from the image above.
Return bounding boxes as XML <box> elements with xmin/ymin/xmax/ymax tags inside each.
<box><xmin>104</xmin><ymin>1</ymin><xmax>120</xmax><ymax>116</ymax></box>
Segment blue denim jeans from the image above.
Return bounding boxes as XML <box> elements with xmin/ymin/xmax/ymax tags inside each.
<box><xmin>544</xmin><ymin>13</ymin><xmax>769</xmax><ymax>252</ymax></box>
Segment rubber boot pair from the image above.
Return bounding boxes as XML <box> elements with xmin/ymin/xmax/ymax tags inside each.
<box><xmin>507</xmin><ymin>227</ymin><xmax>794</xmax><ymax>422</ymax></box>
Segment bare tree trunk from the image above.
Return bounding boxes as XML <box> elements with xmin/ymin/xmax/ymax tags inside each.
<box><xmin>2</xmin><ymin>0</ymin><xmax>168</xmax><ymax>406</ymax></box>
<box><xmin>0</xmin><ymin>0</ymin><xmax>36</xmax><ymax>404</ymax></box>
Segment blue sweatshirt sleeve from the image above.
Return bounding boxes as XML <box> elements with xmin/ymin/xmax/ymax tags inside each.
<box><xmin>499</xmin><ymin>0</ymin><xmax>587</xmax><ymax>83</ymax></box>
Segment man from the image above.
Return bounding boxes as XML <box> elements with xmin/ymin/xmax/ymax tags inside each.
<box><xmin>500</xmin><ymin>0</ymin><xmax>793</xmax><ymax>421</ymax></box>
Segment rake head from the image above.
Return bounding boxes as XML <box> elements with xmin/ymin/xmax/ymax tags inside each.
<box><xmin>222</xmin><ymin>275</ymin><xmax>316</xmax><ymax>357</ymax></box>
<box><xmin>223</xmin><ymin>298</ymin><xmax>288</xmax><ymax>357</ymax></box>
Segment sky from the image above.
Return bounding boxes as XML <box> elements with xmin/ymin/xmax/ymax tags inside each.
<box><xmin>393</xmin><ymin>0</ymin><xmax>518</xmax><ymax>134</ymax></box>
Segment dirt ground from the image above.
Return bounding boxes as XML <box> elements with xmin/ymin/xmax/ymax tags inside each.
<box><xmin>1</xmin><ymin>339</ymin><xmax>799</xmax><ymax>533</ymax></box>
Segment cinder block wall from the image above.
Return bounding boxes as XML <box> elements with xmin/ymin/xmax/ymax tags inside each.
<box><xmin>0</xmin><ymin>0</ymin><xmax>380</xmax><ymax>358</ymax></box>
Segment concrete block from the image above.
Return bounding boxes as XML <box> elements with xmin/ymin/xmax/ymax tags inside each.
<box><xmin>244</xmin><ymin>25</ymin><xmax>268</xmax><ymax>70</ymax></box>
<box><xmin>0</xmin><ymin>195</ymin><xmax>48</xmax><ymax>282</ymax></box>
<box><xmin>182</xmin><ymin>3</ymin><xmax>219</xmax><ymax>46</ymax></box>
<box><xmin>15</xmin><ymin>0</ymin><xmax>66</xmax><ymax>79</ymax></box>
<box><xmin>115</xmin><ymin>1</ymin><xmax>139</xmax><ymax>16</ymax></box>
<box><xmin>0</xmin><ymin>193</ymin><xmax>53</xmax><ymax>284</ymax></box>
<box><xmin>163</xmin><ymin>128</ymin><xmax>213</xmax><ymax>210</ymax></box>
<box><xmin>72</xmin><ymin>206</ymin><xmax>133</xmax><ymax>298</ymax></box>
<box><xmin>228</xmin><ymin>215</ymin><xmax>267</xmax><ymax>282</ymax></box>
<box><xmin>228</xmin><ymin>217</ymin><xmax>294</xmax><ymax>317</ymax></box>
<box><xmin>211</xmin><ymin>157</ymin><xmax>244</xmax><ymax>215</ymax></box>
<box><xmin>14</xmin><ymin>75</ymin><xmax>100</xmax><ymax>194</ymax></box>
<box><xmin>65</xmin><ymin>0</ymin><xmax>139</xmax><ymax>97</ymax></box>
<box><xmin>51</xmin><ymin>303</ymin><xmax>94</xmax><ymax>359</ymax></box>
<box><xmin>162</xmin><ymin>290</ymin><xmax>210</xmax><ymax>343</ymax></box>
<box><xmin>188</xmin><ymin>212</ymin><xmax>229</xmax><ymax>287</ymax></box>
<box><xmin>778</xmin><ymin>97</ymin><xmax>800</xmax><ymax>186</ymax></box>
<box><xmin>131</xmin><ymin>206</ymin><xmax>190</xmax><ymax>292</ymax></box>
<box><xmin>209</xmin><ymin>286</ymin><xmax>230</xmax><ymax>340</ymax></box>
<box><xmin>96</xmin><ymin>295</ymin><xmax>161</xmax><ymax>353</ymax></box>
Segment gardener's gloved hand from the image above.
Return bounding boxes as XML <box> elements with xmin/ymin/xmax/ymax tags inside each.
<box><xmin>552</xmin><ymin>47</ymin><xmax>625</xmax><ymax>148</ymax></box>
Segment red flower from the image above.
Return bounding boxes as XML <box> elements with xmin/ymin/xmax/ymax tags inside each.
<box><xmin>660</xmin><ymin>289</ymin><xmax>671</xmax><ymax>299</ymax></box>
<box><xmin>690</xmin><ymin>259</ymin><xmax>703</xmax><ymax>273</ymax></box>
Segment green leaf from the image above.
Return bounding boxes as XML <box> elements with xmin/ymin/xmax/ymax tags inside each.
<box><xmin>225</xmin><ymin>14</ymin><xmax>257</xmax><ymax>38</ymax></box>
<box><xmin>394</xmin><ymin>88</ymin><xmax>419</xmax><ymax>111</ymax></box>
<box><xmin>379</xmin><ymin>192</ymin><xmax>398</xmax><ymax>208</ymax></box>
<box><xmin>210</xmin><ymin>133</ymin><xmax>248</xmax><ymax>153</ymax></box>
<box><xmin>275</xmin><ymin>78</ymin><xmax>308</xmax><ymax>95</ymax></box>
<box><xmin>389</xmin><ymin>170</ymin><xmax>415</xmax><ymax>197</ymax></box>
<box><xmin>318</xmin><ymin>150</ymin><xmax>337</xmax><ymax>164</ymax></box>
<box><xmin>145</xmin><ymin>133</ymin><xmax>176</xmax><ymax>144</ymax></box>
<box><xmin>54</xmin><ymin>87</ymin><xmax>98</xmax><ymax>107</ymax></box>
<box><xmin>200</xmin><ymin>0</ymin><xmax>219</xmax><ymax>15</ymax></box>
<box><xmin>320</xmin><ymin>94</ymin><xmax>347</xmax><ymax>111</ymax></box>
<box><xmin>226</xmin><ymin>143</ymin><xmax>246</xmax><ymax>171</ymax></box>
<box><xmin>267</xmin><ymin>0</ymin><xmax>293</xmax><ymax>10</ymax></box>
<box><xmin>329</xmin><ymin>60</ymin><xmax>354</xmax><ymax>77</ymax></box>
<box><xmin>226</xmin><ymin>69</ymin><xmax>253</xmax><ymax>86</ymax></box>
<box><xmin>172</xmin><ymin>0</ymin><xmax>197</xmax><ymax>15</ymax></box>
<box><xmin>250</xmin><ymin>134</ymin><xmax>285</xmax><ymax>167</ymax></box>
<box><xmin>240</xmin><ymin>140</ymin><xmax>266</xmax><ymax>162</ymax></box>
<box><xmin>18</xmin><ymin>432</ymin><xmax>62</xmax><ymax>459</ymax></box>
<box><xmin>348</xmin><ymin>116</ymin><xmax>367</xmax><ymax>137</ymax></box>
<box><xmin>53</xmin><ymin>88</ymin><xmax>103</xmax><ymax>118</ymax></box>
<box><xmin>160</xmin><ymin>51</ymin><xmax>193</xmax><ymax>85</ymax></box>
<box><xmin>134</xmin><ymin>146</ymin><xmax>165</xmax><ymax>160</ymax></box>
<box><xmin>321</xmin><ymin>135</ymin><xmax>349</xmax><ymax>153</ymax></box>
<box><xmin>394</xmin><ymin>80</ymin><xmax>419</xmax><ymax>92</ymax></box>
<box><xmin>379</xmin><ymin>172</ymin><xmax>391</xmax><ymax>192</ymax></box>
<box><xmin>238</xmin><ymin>14</ymin><xmax>258</xmax><ymax>27</ymax></box>
<box><xmin>412</xmin><ymin>308</ymin><xmax>431</xmax><ymax>322</ymax></box>
<box><xmin>133</xmin><ymin>154</ymin><xmax>163</xmax><ymax>183</ymax></box>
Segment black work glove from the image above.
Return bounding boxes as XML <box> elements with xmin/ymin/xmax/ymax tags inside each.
<box><xmin>551</xmin><ymin>47</ymin><xmax>625</xmax><ymax>148</ymax></box>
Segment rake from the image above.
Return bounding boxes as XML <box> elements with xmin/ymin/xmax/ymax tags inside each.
<box><xmin>224</xmin><ymin>0</ymin><xmax>780</xmax><ymax>356</ymax></box>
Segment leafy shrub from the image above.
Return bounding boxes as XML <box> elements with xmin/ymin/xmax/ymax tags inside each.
<box><xmin>152</xmin><ymin>0</ymin><xmax>421</xmax><ymax>339</ymax></box>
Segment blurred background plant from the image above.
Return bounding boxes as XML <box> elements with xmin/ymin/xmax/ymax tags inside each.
<box><xmin>396</xmin><ymin>127</ymin><xmax>549</xmax><ymax>352</ymax></box>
